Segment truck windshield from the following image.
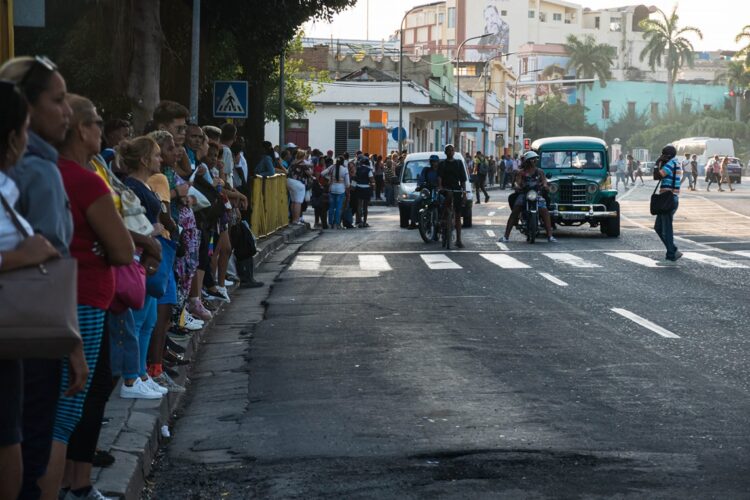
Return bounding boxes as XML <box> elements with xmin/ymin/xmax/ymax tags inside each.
<box><xmin>541</xmin><ymin>151</ymin><xmax>604</xmax><ymax>170</ymax></box>
<box><xmin>403</xmin><ymin>160</ymin><xmax>430</xmax><ymax>182</ymax></box>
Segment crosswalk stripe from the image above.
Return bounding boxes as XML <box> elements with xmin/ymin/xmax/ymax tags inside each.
<box><xmin>485</xmin><ymin>230</ymin><xmax>496</xmax><ymax>237</ymax></box>
<box><xmin>496</xmin><ymin>242</ymin><xmax>509</xmax><ymax>251</ymax></box>
<box><xmin>420</xmin><ymin>254</ymin><xmax>462</xmax><ymax>270</ymax></box>
<box><xmin>612</xmin><ymin>308</ymin><xmax>680</xmax><ymax>339</ymax></box>
<box><xmin>358</xmin><ymin>255</ymin><xmax>392</xmax><ymax>271</ymax></box>
<box><xmin>290</xmin><ymin>255</ymin><xmax>322</xmax><ymax>270</ymax></box>
<box><xmin>606</xmin><ymin>252</ymin><xmax>662</xmax><ymax>268</ymax></box>
<box><xmin>539</xmin><ymin>272</ymin><xmax>568</xmax><ymax>287</ymax></box>
<box><xmin>733</xmin><ymin>251</ymin><xmax>750</xmax><ymax>259</ymax></box>
<box><xmin>480</xmin><ymin>253</ymin><xmax>531</xmax><ymax>269</ymax></box>
<box><xmin>543</xmin><ymin>252</ymin><xmax>601</xmax><ymax>268</ymax></box>
<box><xmin>484</xmin><ymin>219</ymin><xmax>492</xmax><ymax>225</ymax></box>
<box><xmin>681</xmin><ymin>252</ymin><xmax>748</xmax><ymax>268</ymax></box>
<box><xmin>488</xmin><ymin>211</ymin><xmax>496</xmax><ymax>216</ymax></box>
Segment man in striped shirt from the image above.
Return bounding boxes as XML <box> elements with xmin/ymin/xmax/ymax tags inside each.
<box><xmin>654</xmin><ymin>145</ymin><xmax>682</xmax><ymax>261</ymax></box>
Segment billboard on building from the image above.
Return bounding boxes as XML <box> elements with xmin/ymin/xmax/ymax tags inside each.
<box><xmin>464</xmin><ymin>0</ymin><xmax>510</xmax><ymax>62</ymax></box>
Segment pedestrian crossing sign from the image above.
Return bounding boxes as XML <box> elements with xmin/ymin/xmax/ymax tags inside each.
<box><xmin>213</xmin><ymin>81</ymin><xmax>248</xmax><ymax>118</ymax></box>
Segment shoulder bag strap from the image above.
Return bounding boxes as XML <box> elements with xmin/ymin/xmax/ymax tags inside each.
<box><xmin>0</xmin><ymin>192</ymin><xmax>31</xmax><ymax>238</ymax></box>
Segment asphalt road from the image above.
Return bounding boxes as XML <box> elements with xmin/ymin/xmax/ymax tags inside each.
<box><xmin>147</xmin><ymin>179</ymin><xmax>750</xmax><ymax>499</ymax></box>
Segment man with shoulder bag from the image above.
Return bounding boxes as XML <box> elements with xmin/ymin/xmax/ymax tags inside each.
<box><xmin>651</xmin><ymin>145</ymin><xmax>682</xmax><ymax>262</ymax></box>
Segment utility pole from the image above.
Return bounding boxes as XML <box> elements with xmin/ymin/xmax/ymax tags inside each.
<box><xmin>397</xmin><ymin>11</ymin><xmax>409</xmax><ymax>153</ymax></box>
<box><xmin>279</xmin><ymin>48</ymin><xmax>285</xmax><ymax>147</ymax></box>
<box><xmin>189</xmin><ymin>0</ymin><xmax>200</xmax><ymax>122</ymax></box>
<box><xmin>454</xmin><ymin>33</ymin><xmax>492</xmax><ymax>148</ymax></box>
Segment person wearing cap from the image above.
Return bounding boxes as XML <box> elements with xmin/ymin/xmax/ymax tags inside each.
<box><xmin>653</xmin><ymin>145</ymin><xmax>682</xmax><ymax>261</ymax></box>
<box><xmin>353</xmin><ymin>157</ymin><xmax>375</xmax><ymax>227</ymax></box>
<box><xmin>498</xmin><ymin>151</ymin><xmax>557</xmax><ymax>243</ymax></box>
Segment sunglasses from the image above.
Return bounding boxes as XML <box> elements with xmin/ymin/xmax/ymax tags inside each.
<box><xmin>19</xmin><ymin>56</ymin><xmax>58</xmax><ymax>88</ymax></box>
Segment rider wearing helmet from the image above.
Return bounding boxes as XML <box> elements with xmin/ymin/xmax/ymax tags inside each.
<box><xmin>498</xmin><ymin>150</ymin><xmax>557</xmax><ymax>243</ymax></box>
<box><xmin>410</xmin><ymin>154</ymin><xmax>441</xmax><ymax>229</ymax></box>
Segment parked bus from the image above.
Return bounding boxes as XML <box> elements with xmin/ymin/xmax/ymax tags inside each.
<box><xmin>671</xmin><ymin>137</ymin><xmax>735</xmax><ymax>174</ymax></box>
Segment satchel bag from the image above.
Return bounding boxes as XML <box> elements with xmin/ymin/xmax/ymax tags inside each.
<box><xmin>109</xmin><ymin>262</ymin><xmax>146</xmax><ymax>314</ymax></box>
<box><xmin>0</xmin><ymin>194</ymin><xmax>81</xmax><ymax>359</ymax></box>
<box><xmin>188</xmin><ymin>186</ymin><xmax>211</xmax><ymax>211</ymax></box>
<box><xmin>649</xmin><ymin>166</ymin><xmax>677</xmax><ymax>215</ymax></box>
<box><xmin>145</xmin><ymin>236</ymin><xmax>177</xmax><ymax>298</ymax></box>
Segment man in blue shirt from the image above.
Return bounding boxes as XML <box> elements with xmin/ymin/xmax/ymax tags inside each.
<box><xmin>654</xmin><ymin>145</ymin><xmax>682</xmax><ymax>261</ymax></box>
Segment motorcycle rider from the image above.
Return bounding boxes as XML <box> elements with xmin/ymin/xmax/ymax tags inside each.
<box><xmin>498</xmin><ymin>151</ymin><xmax>557</xmax><ymax>243</ymax></box>
<box><xmin>410</xmin><ymin>154</ymin><xmax>440</xmax><ymax>229</ymax></box>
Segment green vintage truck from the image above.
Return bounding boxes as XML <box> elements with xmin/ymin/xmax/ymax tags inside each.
<box><xmin>531</xmin><ymin>136</ymin><xmax>620</xmax><ymax>237</ymax></box>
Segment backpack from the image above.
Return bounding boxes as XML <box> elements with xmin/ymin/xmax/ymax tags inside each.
<box><xmin>355</xmin><ymin>164</ymin><xmax>371</xmax><ymax>185</ymax></box>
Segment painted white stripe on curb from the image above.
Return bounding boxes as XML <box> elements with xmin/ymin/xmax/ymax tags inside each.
<box><xmin>611</xmin><ymin>308</ymin><xmax>680</xmax><ymax>338</ymax></box>
<box><xmin>544</xmin><ymin>252</ymin><xmax>601</xmax><ymax>268</ymax></box>
<box><xmin>681</xmin><ymin>252</ymin><xmax>748</xmax><ymax>269</ymax></box>
<box><xmin>733</xmin><ymin>251</ymin><xmax>750</xmax><ymax>259</ymax></box>
<box><xmin>358</xmin><ymin>254</ymin><xmax>392</xmax><ymax>271</ymax></box>
<box><xmin>486</xmin><ymin>230</ymin><xmax>496</xmax><ymax>237</ymax></box>
<box><xmin>290</xmin><ymin>255</ymin><xmax>322</xmax><ymax>270</ymax></box>
<box><xmin>539</xmin><ymin>272</ymin><xmax>568</xmax><ymax>287</ymax></box>
<box><xmin>421</xmin><ymin>254</ymin><xmax>462</xmax><ymax>270</ymax></box>
<box><xmin>480</xmin><ymin>253</ymin><xmax>530</xmax><ymax>269</ymax></box>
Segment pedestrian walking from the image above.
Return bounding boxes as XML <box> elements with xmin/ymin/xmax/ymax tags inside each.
<box><xmin>473</xmin><ymin>151</ymin><xmax>490</xmax><ymax>204</ymax></box>
<box><xmin>718</xmin><ymin>156</ymin><xmax>734</xmax><ymax>192</ymax></box>
<box><xmin>653</xmin><ymin>145</ymin><xmax>682</xmax><ymax>262</ymax></box>
<box><xmin>680</xmin><ymin>153</ymin><xmax>693</xmax><ymax>192</ymax></box>
<box><xmin>706</xmin><ymin>154</ymin><xmax>719</xmax><ymax>191</ymax></box>
<box><xmin>488</xmin><ymin>155</ymin><xmax>497</xmax><ymax>186</ymax></box>
<box><xmin>632</xmin><ymin>157</ymin><xmax>645</xmax><ymax>185</ymax></box>
<box><xmin>626</xmin><ymin>155</ymin><xmax>635</xmax><ymax>184</ymax></box>
<box><xmin>615</xmin><ymin>157</ymin><xmax>628</xmax><ymax>190</ymax></box>
<box><xmin>690</xmin><ymin>154</ymin><xmax>699</xmax><ymax>191</ymax></box>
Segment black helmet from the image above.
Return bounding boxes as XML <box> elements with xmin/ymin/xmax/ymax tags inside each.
<box><xmin>661</xmin><ymin>145</ymin><xmax>677</xmax><ymax>158</ymax></box>
<box><xmin>429</xmin><ymin>154</ymin><xmax>440</xmax><ymax>162</ymax></box>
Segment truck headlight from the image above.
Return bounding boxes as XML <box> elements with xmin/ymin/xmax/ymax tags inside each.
<box><xmin>526</xmin><ymin>190</ymin><xmax>538</xmax><ymax>201</ymax></box>
<box><xmin>587</xmin><ymin>184</ymin><xmax>599</xmax><ymax>194</ymax></box>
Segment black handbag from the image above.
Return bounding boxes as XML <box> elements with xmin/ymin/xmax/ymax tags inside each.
<box><xmin>192</xmin><ymin>175</ymin><xmax>225</xmax><ymax>227</ymax></box>
<box><xmin>650</xmin><ymin>166</ymin><xmax>677</xmax><ymax>215</ymax></box>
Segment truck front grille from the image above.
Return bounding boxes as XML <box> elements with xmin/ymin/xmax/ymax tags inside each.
<box><xmin>558</xmin><ymin>183</ymin><xmax>587</xmax><ymax>204</ymax></box>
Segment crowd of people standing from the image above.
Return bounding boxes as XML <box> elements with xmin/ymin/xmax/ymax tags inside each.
<box><xmin>0</xmin><ymin>55</ymin><xmax>264</xmax><ymax>500</ymax></box>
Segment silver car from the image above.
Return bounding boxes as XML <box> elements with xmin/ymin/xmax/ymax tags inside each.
<box><xmin>396</xmin><ymin>151</ymin><xmax>474</xmax><ymax>228</ymax></box>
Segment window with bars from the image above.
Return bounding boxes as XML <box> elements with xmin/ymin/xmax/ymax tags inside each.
<box><xmin>335</xmin><ymin>121</ymin><xmax>360</xmax><ymax>155</ymax></box>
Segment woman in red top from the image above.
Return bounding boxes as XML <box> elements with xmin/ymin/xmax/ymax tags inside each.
<box><xmin>39</xmin><ymin>94</ymin><xmax>133</xmax><ymax>499</ymax></box>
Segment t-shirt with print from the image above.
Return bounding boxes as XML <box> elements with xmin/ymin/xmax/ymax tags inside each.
<box><xmin>0</xmin><ymin>171</ymin><xmax>34</xmax><ymax>251</ymax></box>
<box><xmin>59</xmin><ymin>158</ymin><xmax>116</xmax><ymax>309</ymax></box>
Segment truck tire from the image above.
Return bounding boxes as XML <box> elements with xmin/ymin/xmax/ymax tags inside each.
<box><xmin>399</xmin><ymin>205</ymin><xmax>410</xmax><ymax>228</ymax></box>
<box><xmin>601</xmin><ymin>200</ymin><xmax>620</xmax><ymax>237</ymax></box>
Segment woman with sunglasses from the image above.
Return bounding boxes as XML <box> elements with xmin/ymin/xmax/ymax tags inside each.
<box><xmin>0</xmin><ymin>81</ymin><xmax>62</xmax><ymax>500</ymax></box>
<box><xmin>0</xmin><ymin>55</ymin><xmax>91</xmax><ymax>500</ymax></box>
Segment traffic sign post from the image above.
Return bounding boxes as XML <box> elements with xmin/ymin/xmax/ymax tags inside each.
<box><xmin>391</xmin><ymin>127</ymin><xmax>407</xmax><ymax>143</ymax></box>
<box><xmin>213</xmin><ymin>81</ymin><xmax>249</xmax><ymax>119</ymax></box>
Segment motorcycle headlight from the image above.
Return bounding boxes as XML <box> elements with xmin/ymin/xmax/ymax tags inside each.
<box><xmin>587</xmin><ymin>184</ymin><xmax>599</xmax><ymax>194</ymax></box>
<box><xmin>526</xmin><ymin>190</ymin><xmax>538</xmax><ymax>201</ymax></box>
<box><xmin>548</xmin><ymin>184</ymin><xmax>559</xmax><ymax>194</ymax></box>
<box><xmin>420</xmin><ymin>188</ymin><xmax>430</xmax><ymax>199</ymax></box>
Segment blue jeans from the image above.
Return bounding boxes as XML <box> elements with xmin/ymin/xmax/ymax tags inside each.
<box><xmin>328</xmin><ymin>192</ymin><xmax>345</xmax><ymax>226</ymax></box>
<box><xmin>654</xmin><ymin>195</ymin><xmax>679</xmax><ymax>259</ymax></box>
<box><xmin>385</xmin><ymin>184</ymin><xmax>395</xmax><ymax>206</ymax></box>
<box><xmin>109</xmin><ymin>309</ymin><xmax>139</xmax><ymax>380</ymax></box>
<box><xmin>131</xmin><ymin>295</ymin><xmax>157</xmax><ymax>377</ymax></box>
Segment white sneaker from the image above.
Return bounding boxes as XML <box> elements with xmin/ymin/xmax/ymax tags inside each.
<box><xmin>223</xmin><ymin>279</ymin><xmax>235</xmax><ymax>287</ymax></box>
<box><xmin>143</xmin><ymin>376</ymin><xmax>169</xmax><ymax>395</ymax></box>
<box><xmin>120</xmin><ymin>378</ymin><xmax>162</xmax><ymax>399</ymax></box>
<box><xmin>498</xmin><ymin>235</ymin><xmax>510</xmax><ymax>243</ymax></box>
<box><xmin>184</xmin><ymin>313</ymin><xmax>204</xmax><ymax>331</ymax></box>
<box><xmin>548</xmin><ymin>236</ymin><xmax>558</xmax><ymax>243</ymax></box>
<box><xmin>215</xmin><ymin>286</ymin><xmax>231</xmax><ymax>303</ymax></box>
<box><xmin>154</xmin><ymin>372</ymin><xmax>186</xmax><ymax>393</ymax></box>
<box><xmin>64</xmin><ymin>487</ymin><xmax>115</xmax><ymax>500</ymax></box>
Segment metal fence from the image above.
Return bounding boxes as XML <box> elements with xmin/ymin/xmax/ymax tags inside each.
<box><xmin>251</xmin><ymin>174</ymin><xmax>289</xmax><ymax>238</ymax></box>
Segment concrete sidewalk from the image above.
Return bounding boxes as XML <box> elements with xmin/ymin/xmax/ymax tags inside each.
<box><xmin>91</xmin><ymin>224</ymin><xmax>311</xmax><ymax>499</ymax></box>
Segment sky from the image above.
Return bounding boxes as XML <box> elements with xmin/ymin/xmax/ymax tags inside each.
<box><xmin>304</xmin><ymin>0</ymin><xmax>748</xmax><ymax>51</ymax></box>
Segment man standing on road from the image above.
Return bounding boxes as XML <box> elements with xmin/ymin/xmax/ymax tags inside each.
<box><xmin>474</xmin><ymin>151</ymin><xmax>490</xmax><ymax>204</ymax></box>
<box><xmin>654</xmin><ymin>145</ymin><xmax>682</xmax><ymax>262</ymax></box>
<box><xmin>706</xmin><ymin>154</ymin><xmax>720</xmax><ymax>191</ymax></box>
<box><xmin>690</xmin><ymin>154</ymin><xmax>698</xmax><ymax>191</ymax></box>
<box><xmin>438</xmin><ymin>144</ymin><xmax>467</xmax><ymax>248</ymax></box>
<box><xmin>681</xmin><ymin>153</ymin><xmax>693</xmax><ymax>192</ymax></box>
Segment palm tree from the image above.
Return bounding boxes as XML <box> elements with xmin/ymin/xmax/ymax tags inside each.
<box><xmin>715</xmin><ymin>61</ymin><xmax>750</xmax><ymax>121</ymax></box>
<box><xmin>639</xmin><ymin>6</ymin><xmax>703</xmax><ymax>114</ymax></box>
<box><xmin>563</xmin><ymin>34</ymin><xmax>615</xmax><ymax>109</ymax></box>
<box><xmin>737</xmin><ymin>25</ymin><xmax>750</xmax><ymax>66</ymax></box>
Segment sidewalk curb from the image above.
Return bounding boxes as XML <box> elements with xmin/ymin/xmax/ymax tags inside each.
<box><xmin>93</xmin><ymin>224</ymin><xmax>310</xmax><ymax>499</ymax></box>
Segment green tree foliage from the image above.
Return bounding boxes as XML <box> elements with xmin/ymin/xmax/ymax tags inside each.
<box><xmin>639</xmin><ymin>7</ymin><xmax>702</xmax><ymax>114</ymax></box>
<box><xmin>523</xmin><ymin>96</ymin><xmax>601</xmax><ymax>142</ymax></box>
<box><xmin>603</xmin><ymin>107</ymin><xmax>650</xmax><ymax>147</ymax></box>
<box><xmin>563</xmin><ymin>34</ymin><xmax>615</xmax><ymax>109</ymax></box>
<box><xmin>736</xmin><ymin>25</ymin><xmax>750</xmax><ymax>67</ymax></box>
<box><xmin>714</xmin><ymin>61</ymin><xmax>750</xmax><ymax>121</ymax></box>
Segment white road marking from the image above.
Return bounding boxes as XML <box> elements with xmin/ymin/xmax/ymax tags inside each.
<box><xmin>290</xmin><ymin>254</ymin><xmax>322</xmax><ymax>270</ymax></box>
<box><xmin>488</xmin><ymin>211</ymin><xmax>496</xmax><ymax>216</ymax></box>
<box><xmin>485</xmin><ymin>230</ymin><xmax>496</xmax><ymax>237</ymax></box>
<box><xmin>611</xmin><ymin>308</ymin><xmax>680</xmax><ymax>339</ymax></box>
<box><xmin>543</xmin><ymin>252</ymin><xmax>601</xmax><ymax>268</ymax></box>
<box><xmin>733</xmin><ymin>251</ymin><xmax>750</xmax><ymax>259</ymax></box>
<box><xmin>420</xmin><ymin>254</ymin><xmax>462</xmax><ymax>270</ymax></box>
<box><xmin>606</xmin><ymin>252</ymin><xmax>662</xmax><ymax>268</ymax></box>
<box><xmin>358</xmin><ymin>254</ymin><xmax>392</xmax><ymax>271</ymax></box>
<box><xmin>496</xmin><ymin>242</ymin><xmax>509</xmax><ymax>251</ymax></box>
<box><xmin>484</xmin><ymin>219</ymin><xmax>492</xmax><ymax>225</ymax></box>
<box><xmin>681</xmin><ymin>252</ymin><xmax>748</xmax><ymax>268</ymax></box>
<box><xmin>539</xmin><ymin>272</ymin><xmax>568</xmax><ymax>287</ymax></box>
<box><xmin>480</xmin><ymin>253</ymin><xmax>530</xmax><ymax>269</ymax></box>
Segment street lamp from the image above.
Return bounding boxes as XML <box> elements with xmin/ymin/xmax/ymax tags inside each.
<box><xmin>454</xmin><ymin>33</ymin><xmax>493</xmax><ymax>148</ymax></box>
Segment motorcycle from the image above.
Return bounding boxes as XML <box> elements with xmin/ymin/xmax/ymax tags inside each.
<box><xmin>417</xmin><ymin>188</ymin><xmax>441</xmax><ymax>243</ymax></box>
<box><xmin>517</xmin><ymin>188</ymin><xmax>544</xmax><ymax>244</ymax></box>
